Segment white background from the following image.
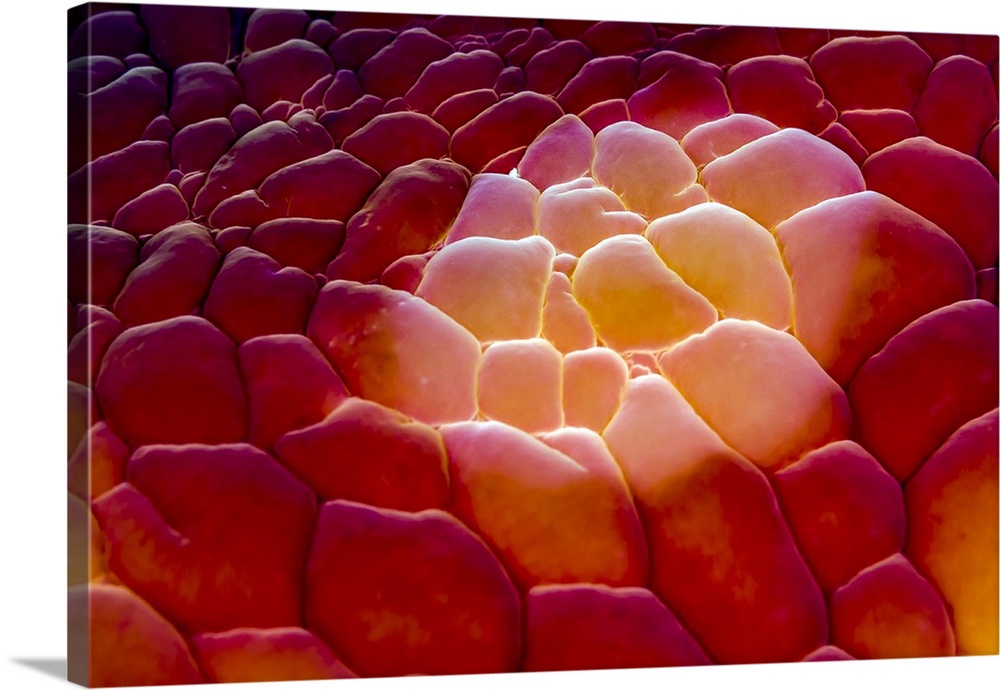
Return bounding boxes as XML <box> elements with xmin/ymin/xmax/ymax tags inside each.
<box><xmin>1</xmin><ymin>1</ymin><xmax>997</xmax><ymax>688</ymax></box>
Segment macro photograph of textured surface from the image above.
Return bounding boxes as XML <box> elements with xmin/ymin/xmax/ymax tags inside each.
<box><xmin>63</xmin><ymin>2</ymin><xmax>998</xmax><ymax>686</ymax></box>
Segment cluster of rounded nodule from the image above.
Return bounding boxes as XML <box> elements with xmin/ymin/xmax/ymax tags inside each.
<box><xmin>67</xmin><ymin>6</ymin><xmax>999</xmax><ymax>687</ymax></box>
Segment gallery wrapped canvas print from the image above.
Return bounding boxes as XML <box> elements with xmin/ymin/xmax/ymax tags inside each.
<box><xmin>66</xmin><ymin>1</ymin><xmax>999</xmax><ymax>687</ymax></box>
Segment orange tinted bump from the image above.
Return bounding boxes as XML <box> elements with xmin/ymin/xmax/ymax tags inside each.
<box><xmin>477</xmin><ymin>338</ymin><xmax>564</xmax><ymax>433</ymax></box>
<box><xmin>573</xmin><ymin>234</ymin><xmax>717</xmax><ymax>352</ymax></box>
<box><xmin>701</xmin><ymin>128</ymin><xmax>865</xmax><ymax>229</ymax></box>
<box><xmin>442</xmin><ymin>421</ymin><xmax>648</xmax><ymax>588</ymax></box>
<box><xmin>646</xmin><ymin>202</ymin><xmax>792</xmax><ymax>330</ymax></box>
<box><xmin>906</xmin><ymin>409</ymin><xmax>999</xmax><ymax>655</ymax></box>
<box><xmin>659</xmin><ymin>319</ymin><xmax>851</xmax><ymax>471</ymax></box>
<box><xmin>417</xmin><ymin>235</ymin><xmax>555</xmax><ymax>342</ymax></box>
<box><xmin>562</xmin><ymin>347</ymin><xmax>629</xmax><ymax>432</ymax></box>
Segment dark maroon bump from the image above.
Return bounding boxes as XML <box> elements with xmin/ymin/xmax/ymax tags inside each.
<box><xmin>244</xmin><ymin>8</ymin><xmax>311</xmax><ymax>53</ymax></box>
<box><xmin>504</xmin><ymin>26</ymin><xmax>556</xmax><ymax>68</ymax></box>
<box><xmin>305</xmin><ymin>19</ymin><xmax>339</xmax><ymax>49</ymax></box>
<box><xmin>328</xmin><ymin>28</ymin><xmax>397</xmax><ymax>72</ymax></box>
<box><xmin>524</xmin><ymin>39</ymin><xmax>593</xmax><ymax>95</ymax></box>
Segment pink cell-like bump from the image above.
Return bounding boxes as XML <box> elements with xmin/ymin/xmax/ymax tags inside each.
<box><xmin>701</xmin><ymin>127</ymin><xmax>865</xmax><ymax>229</ymax></box>
<box><xmin>915</xmin><ymin>55</ymin><xmax>998</xmax><ymax>156</ymax></box>
<box><xmin>67</xmin><ymin>225</ymin><xmax>138</xmax><ymax>306</ymax></box>
<box><xmin>679</xmin><ymin>113</ymin><xmax>780</xmax><ymax>167</ymax></box>
<box><xmin>431</xmin><ymin>88</ymin><xmax>498</xmax><ymax>132</ymax></box>
<box><xmin>168</xmin><ymin>63</ymin><xmax>243</xmax><ymax>128</ymax></box>
<box><xmin>523</xmin><ymin>584</ymin><xmax>709</xmax><ymax>671</ymax></box>
<box><xmin>67</xmin><ymin>306</ymin><xmax>122</xmax><ymax>389</ymax></box>
<box><xmin>628</xmin><ymin>61</ymin><xmax>731</xmax><ymax>139</ymax></box>
<box><xmin>307</xmin><ymin>280</ymin><xmax>481</xmax><ymax>425</ymax></box>
<box><xmin>541</xmin><ymin>271</ymin><xmax>598</xmax><ymax>353</ymax></box>
<box><xmin>203</xmin><ymin>247</ymin><xmax>318</xmax><ymax>343</ymax></box>
<box><xmin>849</xmin><ymin>300</ymin><xmax>998</xmax><ymax>481</ymax></box>
<box><xmin>275</xmin><ymin>398</ymin><xmax>449</xmax><ymax>511</ymax></box>
<box><xmin>518</xmin><ymin>114</ymin><xmax>595</xmax><ymax>190</ymax></box>
<box><xmin>592</xmin><ymin>120</ymin><xmax>707</xmax><ymax>218</ymax></box>
<box><xmin>775</xmin><ymin>191</ymin><xmax>976</xmax><ymax>385</ymax></box>
<box><xmin>476</xmin><ymin>338</ymin><xmax>564</xmax><ymax>432</ymax></box>
<box><xmin>659</xmin><ymin>319</ymin><xmax>852</xmax><ymax>470</ymax></box>
<box><xmin>525</xmin><ymin>39</ymin><xmax>593</xmax><ymax>94</ymax></box>
<box><xmin>69</xmin><ymin>584</ymin><xmax>203</xmax><ymax>687</ymax></box>
<box><xmin>326</xmin><ymin>158</ymin><xmax>469</xmax><ymax>282</ymax></box>
<box><xmin>831</xmin><ymin>554</ymin><xmax>957</xmax><ymax>660</ymax></box>
<box><xmin>481</xmin><ymin>145</ymin><xmax>528</xmax><ymax>173</ymax></box>
<box><xmin>494</xmin><ymin>65</ymin><xmax>526</xmax><ymax>95</ymax></box>
<box><xmin>68</xmin><ymin>139</ymin><xmax>171</xmax><ymax>223</ymax></box>
<box><xmin>305</xmin><ymin>500</ymin><xmax>522</xmax><ymax>677</ymax></box>
<box><xmin>578</xmin><ymin>97</ymin><xmax>631</xmax><ymax>134</ymax></box>
<box><xmin>244</xmin><ymin>9</ymin><xmax>310</xmax><ymax>52</ymax></box>
<box><xmin>446</xmin><ymin>172</ymin><xmax>539</xmax><ymax>243</ymax></box>
<box><xmin>208</xmin><ymin>190</ymin><xmax>272</xmax><ymax>229</ymax></box>
<box><xmin>319</xmin><ymin>94</ymin><xmax>384</xmax><ymax>144</ymax></box>
<box><xmin>863</xmin><ymin>136</ymin><xmax>1000</xmax><ymax>269</ymax></box>
<box><xmin>96</xmin><ymin>315</ymin><xmax>247</xmax><ymax>446</ymax></box>
<box><xmin>450</xmin><ymin>91</ymin><xmax>564</xmax><ymax>171</ymax></box>
<box><xmin>358</xmin><ymin>28</ymin><xmax>453</xmax><ymax>100</ymax></box>
<box><xmin>93</xmin><ymin>443</ymin><xmax>317</xmax><ymax>631</ymax></box>
<box><xmin>85</xmin><ymin>66</ymin><xmax>168</xmax><ymax>164</ymax></box>
<box><xmin>416</xmin><ymin>235</ymin><xmax>554</xmax><ymax>342</ymax></box>
<box><xmin>238</xmin><ymin>333</ymin><xmax>349</xmax><ymax>451</ymax></box>
<box><xmin>726</xmin><ymin>55</ymin><xmax>836</xmax><ymax>134</ymax></box>
<box><xmin>536</xmin><ymin>177</ymin><xmax>647</xmax><ymax>256</ymax></box>
<box><xmin>112</xmin><ymin>222</ymin><xmax>220</xmax><ymax>327</ymax></box>
<box><xmin>556</xmin><ymin>55</ymin><xmax>638</xmax><ymax>114</ymax></box>
<box><xmin>810</xmin><ymin>35</ymin><xmax>933</xmax><ymax>111</ymax></box>
<box><xmin>341</xmin><ymin>112</ymin><xmax>450</xmax><ymax>175</ymax></box>
<box><xmin>213</xmin><ymin>225</ymin><xmax>251</xmax><ymax>254</ymax></box>
<box><xmin>443</xmin><ymin>422</ymin><xmax>648</xmax><ymax>587</ymax></box>
<box><xmin>603</xmin><ymin>375</ymin><xmax>829</xmax><ymax>664</ymax></box>
<box><xmin>247</xmin><ymin>217</ymin><xmax>346</xmax><ymax>274</ymax></box>
<box><xmin>773</xmin><ymin>441</ymin><xmax>906</xmax><ymax>591</ymax></box>
<box><xmin>561</xmin><ymin>347</ymin><xmax>628</xmax><ymax>431</ymax></box>
<box><xmin>320</xmin><ymin>70</ymin><xmax>364</xmax><ymax>111</ymax></box>
<box><xmin>192</xmin><ymin>627</ymin><xmax>356</xmax><ymax>682</ymax></box>
<box><xmin>403</xmin><ymin>49</ymin><xmax>504</xmax><ymax>113</ymax></box>
<box><xmin>819</xmin><ymin>120</ymin><xmax>869</xmax><ymax>165</ymax></box>
<box><xmin>192</xmin><ymin>119</ymin><xmax>331</xmax><ymax>218</ymax></box>
<box><xmin>504</xmin><ymin>26</ymin><xmax>554</xmax><ymax>67</ymax></box>
<box><xmin>301</xmin><ymin>73</ymin><xmax>333</xmax><ymax>110</ymax></box>
<box><xmin>142</xmin><ymin>113</ymin><xmax>175</xmax><ymax>142</ymax></box>
<box><xmin>67</xmin><ymin>421</ymin><xmax>129</xmax><ymax>501</ymax></box>
<box><xmin>257</xmin><ymin>149</ymin><xmax>381</xmax><ymax>223</ymax></box>
<box><xmin>906</xmin><ymin>409</ymin><xmax>999</xmax><ymax>655</ymax></box>
<box><xmin>837</xmin><ymin>108</ymin><xmax>919</xmax><ymax>155</ymax></box>
<box><xmin>645</xmin><ymin>202</ymin><xmax>792</xmax><ymax>329</ymax></box>
<box><xmin>637</xmin><ymin>50</ymin><xmax>722</xmax><ymax>87</ymax></box>
<box><xmin>329</xmin><ymin>28</ymin><xmax>395</xmax><ymax>71</ymax></box>
<box><xmin>573</xmin><ymin>234</ymin><xmax>717</xmax><ymax>352</ymax></box>
<box><xmin>111</xmin><ymin>183</ymin><xmax>189</xmax><ymax>236</ymax></box>
<box><xmin>229</xmin><ymin>102</ymin><xmax>263</xmax><ymax>137</ymax></box>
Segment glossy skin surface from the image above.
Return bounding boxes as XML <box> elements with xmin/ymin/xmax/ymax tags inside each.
<box><xmin>67</xmin><ymin>6</ymin><xmax>999</xmax><ymax>685</ymax></box>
